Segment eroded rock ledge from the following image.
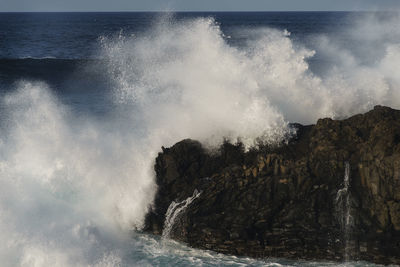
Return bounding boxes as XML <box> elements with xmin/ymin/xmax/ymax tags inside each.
<box><xmin>144</xmin><ymin>105</ymin><xmax>400</xmax><ymax>264</ymax></box>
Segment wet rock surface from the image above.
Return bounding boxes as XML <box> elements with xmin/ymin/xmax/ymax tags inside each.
<box><xmin>144</xmin><ymin>105</ymin><xmax>400</xmax><ymax>264</ymax></box>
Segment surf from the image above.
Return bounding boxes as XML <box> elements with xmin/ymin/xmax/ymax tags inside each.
<box><xmin>1</xmin><ymin>13</ymin><xmax>400</xmax><ymax>266</ymax></box>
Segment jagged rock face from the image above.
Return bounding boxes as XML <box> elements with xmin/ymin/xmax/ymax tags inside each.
<box><xmin>144</xmin><ymin>106</ymin><xmax>400</xmax><ymax>264</ymax></box>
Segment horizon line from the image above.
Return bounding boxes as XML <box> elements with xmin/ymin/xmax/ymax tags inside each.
<box><xmin>0</xmin><ymin>10</ymin><xmax>392</xmax><ymax>13</ymax></box>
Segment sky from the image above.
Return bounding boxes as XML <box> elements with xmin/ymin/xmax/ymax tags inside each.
<box><xmin>1</xmin><ymin>0</ymin><xmax>399</xmax><ymax>12</ymax></box>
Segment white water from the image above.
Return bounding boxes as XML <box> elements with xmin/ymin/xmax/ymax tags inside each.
<box><xmin>336</xmin><ymin>162</ymin><xmax>353</xmax><ymax>261</ymax></box>
<box><xmin>162</xmin><ymin>189</ymin><xmax>201</xmax><ymax>239</ymax></box>
<box><xmin>1</xmin><ymin>13</ymin><xmax>400</xmax><ymax>266</ymax></box>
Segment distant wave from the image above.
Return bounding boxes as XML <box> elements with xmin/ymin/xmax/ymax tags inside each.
<box><xmin>0</xmin><ymin>58</ymin><xmax>107</xmax><ymax>86</ymax></box>
<box><xmin>19</xmin><ymin>56</ymin><xmax>57</xmax><ymax>60</ymax></box>
<box><xmin>0</xmin><ymin>58</ymin><xmax>99</xmax><ymax>62</ymax></box>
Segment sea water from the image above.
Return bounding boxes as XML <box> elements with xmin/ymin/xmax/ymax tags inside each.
<box><xmin>0</xmin><ymin>12</ymin><xmax>400</xmax><ymax>266</ymax></box>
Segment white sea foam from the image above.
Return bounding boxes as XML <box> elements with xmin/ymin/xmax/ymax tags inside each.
<box><xmin>100</xmin><ymin>17</ymin><xmax>289</xmax><ymax>148</ymax></box>
<box><xmin>1</xmin><ymin>14</ymin><xmax>400</xmax><ymax>266</ymax></box>
<box><xmin>101</xmin><ymin>15</ymin><xmax>400</xmax><ymax>136</ymax></box>
<box><xmin>0</xmin><ymin>82</ymin><xmax>154</xmax><ymax>265</ymax></box>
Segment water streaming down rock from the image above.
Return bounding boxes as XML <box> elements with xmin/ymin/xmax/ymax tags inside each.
<box><xmin>335</xmin><ymin>161</ymin><xmax>353</xmax><ymax>261</ymax></box>
<box><xmin>145</xmin><ymin>106</ymin><xmax>400</xmax><ymax>264</ymax></box>
<box><xmin>162</xmin><ymin>189</ymin><xmax>201</xmax><ymax>239</ymax></box>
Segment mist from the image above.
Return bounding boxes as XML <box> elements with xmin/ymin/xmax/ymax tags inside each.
<box><xmin>1</xmin><ymin>12</ymin><xmax>400</xmax><ymax>266</ymax></box>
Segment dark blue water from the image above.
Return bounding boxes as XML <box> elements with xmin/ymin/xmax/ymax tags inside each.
<box><xmin>0</xmin><ymin>12</ymin><xmax>358</xmax><ymax>114</ymax></box>
<box><xmin>0</xmin><ymin>12</ymin><xmax>359</xmax><ymax>89</ymax></box>
<box><xmin>0</xmin><ymin>12</ymin><xmax>354</xmax><ymax>60</ymax></box>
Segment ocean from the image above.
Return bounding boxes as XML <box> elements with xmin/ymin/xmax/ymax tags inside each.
<box><xmin>0</xmin><ymin>12</ymin><xmax>399</xmax><ymax>266</ymax></box>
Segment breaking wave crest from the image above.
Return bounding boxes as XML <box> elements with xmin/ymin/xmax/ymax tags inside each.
<box><xmin>1</xmin><ymin>13</ymin><xmax>400</xmax><ymax>266</ymax></box>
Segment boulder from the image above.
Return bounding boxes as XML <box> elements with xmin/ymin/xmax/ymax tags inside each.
<box><xmin>144</xmin><ymin>106</ymin><xmax>400</xmax><ymax>264</ymax></box>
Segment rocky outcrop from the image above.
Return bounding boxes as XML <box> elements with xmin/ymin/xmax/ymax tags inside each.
<box><xmin>144</xmin><ymin>105</ymin><xmax>400</xmax><ymax>264</ymax></box>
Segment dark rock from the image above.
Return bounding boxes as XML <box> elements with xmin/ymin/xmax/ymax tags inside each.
<box><xmin>144</xmin><ymin>105</ymin><xmax>400</xmax><ymax>265</ymax></box>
